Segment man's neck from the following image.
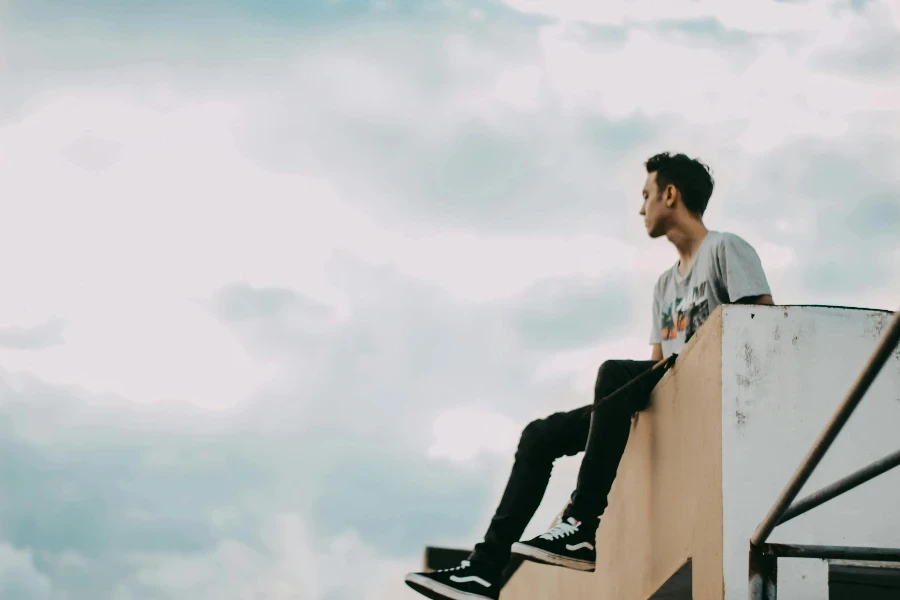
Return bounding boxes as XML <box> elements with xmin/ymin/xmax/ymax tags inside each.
<box><xmin>666</xmin><ymin>219</ymin><xmax>709</xmax><ymax>275</ymax></box>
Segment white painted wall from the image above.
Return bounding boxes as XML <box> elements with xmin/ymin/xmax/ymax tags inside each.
<box><xmin>721</xmin><ymin>305</ymin><xmax>900</xmax><ymax>599</ymax></box>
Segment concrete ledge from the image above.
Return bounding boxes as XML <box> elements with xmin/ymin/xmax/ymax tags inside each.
<box><xmin>500</xmin><ymin>304</ymin><xmax>899</xmax><ymax>599</ymax></box>
<box><xmin>502</xmin><ymin>306</ymin><xmax>725</xmax><ymax>599</ymax></box>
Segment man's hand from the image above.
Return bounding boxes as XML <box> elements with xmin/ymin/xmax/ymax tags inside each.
<box><xmin>652</xmin><ymin>353</ymin><xmax>677</xmax><ymax>371</ymax></box>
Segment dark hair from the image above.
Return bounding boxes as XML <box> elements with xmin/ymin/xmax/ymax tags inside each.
<box><xmin>645</xmin><ymin>152</ymin><xmax>714</xmax><ymax>216</ymax></box>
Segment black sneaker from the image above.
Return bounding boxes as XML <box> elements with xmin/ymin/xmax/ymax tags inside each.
<box><xmin>404</xmin><ymin>560</ymin><xmax>499</xmax><ymax>600</ymax></box>
<box><xmin>510</xmin><ymin>516</ymin><xmax>596</xmax><ymax>572</ymax></box>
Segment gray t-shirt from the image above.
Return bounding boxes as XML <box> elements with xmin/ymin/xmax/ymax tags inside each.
<box><xmin>651</xmin><ymin>231</ymin><xmax>771</xmax><ymax>357</ymax></box>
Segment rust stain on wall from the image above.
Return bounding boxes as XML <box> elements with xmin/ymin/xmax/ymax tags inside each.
<box><xmin>736</xmin><ymin>342</ymin><xmax>762</xmax><ymax>390</ymax></box>
<box><xmin>736</xmin><ymin>409</ymin><xmax>747</xmax><ymax>432</ymax></box>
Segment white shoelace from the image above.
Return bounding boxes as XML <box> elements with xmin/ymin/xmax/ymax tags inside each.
<box><xmin>539</xmin><ymin>517</ymin><xmax>580</xmax><ymax>541</ymax></box>
<box><xmin>437</xmin><ymin>560</ymin><xmax>470</xmax><ymax>573</ymax></box>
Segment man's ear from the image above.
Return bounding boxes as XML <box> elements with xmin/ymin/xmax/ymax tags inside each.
<box><xmin>664</xmin><ymin>184</ymin><xmax>678</xmax><ymax>208</ymax></box>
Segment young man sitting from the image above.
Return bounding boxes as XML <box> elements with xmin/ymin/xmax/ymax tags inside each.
<box><xmin>405</xmin><ymin>152</ymin><xmax>775</xmax><ymax>600</ymax></box>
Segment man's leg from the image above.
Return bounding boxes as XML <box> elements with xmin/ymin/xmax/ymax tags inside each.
<box><xmin>468</xmin><ymin>405</ymin><xmax>593</xmax><ymax>571</ymax></box>
<box><xmin>404</xmin><ymin>405</ymin><xmax>591</xmax><ymax>600</ymax></box>
<box><xmin>568</xmin><ymin>359</ymin><xmax>660</xmax><ymax>522</ymax></box>
<box><xmin>511</xmin><ymin>359</ymin><xmax>671</xmax><ymax>571</ymax></box>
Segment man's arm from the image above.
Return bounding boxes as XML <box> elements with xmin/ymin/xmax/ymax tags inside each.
<box><xmin>735</xmin><ymin>294</ymin><xmax>775</xmax><ymax>305</ymax></box>
<box><xmin>715</xmin><ymin>234</ymin><xmax>773</xmax><ymax>305</ymax></box>
<box><xmin>650</xmin><ymin>343</ymin><xmax>677</xmax><ymax>371</ymax></box>
<box><xmin>649</xmin><ymin>296</ymin><xmax>773</xmax><ymax>364</ymax></box>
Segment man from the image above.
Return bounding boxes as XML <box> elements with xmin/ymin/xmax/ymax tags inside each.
<box><xmin>405</xmin><ymin>152</ymin><xmax>774</xmax><ymax>600</ymax></box>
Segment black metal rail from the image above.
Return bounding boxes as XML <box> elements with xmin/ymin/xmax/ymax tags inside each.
<box><xmin>763</xmin><ymin>543</ymin><xmax>900</xmax><ymax>562</ymax></box>
<box><xmin>777</xmin><ymin>448</ymin><xmax>900</xmax><ymax>525</ymax></box>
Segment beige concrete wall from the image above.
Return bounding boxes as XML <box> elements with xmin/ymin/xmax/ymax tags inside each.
<box><xmin>501</xmin><ymin>307</ymin><xmax>725</xmax><ymax>600</ymax></box>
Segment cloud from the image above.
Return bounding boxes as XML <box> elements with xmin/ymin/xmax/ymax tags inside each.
<box><xmin>0</xmin><ymin>318</ymin><xmax>65</xmax><ymax>350</ymax></box>
<box><xmin>217</xmin><ymin>260</ymin><xmax>642</xmax><ymax>432</ymax></box>
<box><xmin>722</xmin><ymin>132</ymin><xmax>900</xmax><ymax>306</ymax></box>
<box><xmin>0</xmin><ymin>368</ymin><xmax>478</xmax><ymax>598</ymax></box>
<box><xmin>499</xmin><ymin>0</ymin><xmax>859</xmax><ymax>34</ymax></box>
<box><xmin>123</xmin><ymin>516</ymin><xmax>323</xmax><ymax>599</ymax></box>
<box><xmin>208</xmin><ymin>283</ymin><xmax>338</xmax><ymax>360</ymax></box>
<box><xmin>227</xmin><ymin>1</ymin><xmax>899</xmax><ymax>233</ymax></box>
<box><xmin>4</xmin><ymin>0</ymin><xmax>896</xmax><ymax>259</ymax></box>
<box><xmin>0</xmin><ymin>256</ymin><xmax>639</xmax><ymax>596</ymax></box>
<box><xmin>428</xmin><ymin>407</ymin><xmax>521</xmax><ymax>462</ymax></box>
<box><xmin>0</xmin><ymin>543</ymin><xmax>53</xmax><ymax>600</ymax></box>
<box><xmin>210</xmin><ymin>284</ymin><xmax>328</xmax><ymax>324</ymax></box>
<box><xmin>510</xmin><ymin>276</ymin><xmax>635</xmax><ymax>350</ymax></box>
<box><xmin>235</xmin><ymin>31</ymin><xmax>658</xmax><ymax>234</ymax></box>
<box><xmin>202</xmin><ymin>267</ymin><xmax>646</xmax><ymax>554</ymax></box>
<box><xmin>122</xmin><ymin>519</ymin><xmax>429</xmax><ymax>600</ymax></box>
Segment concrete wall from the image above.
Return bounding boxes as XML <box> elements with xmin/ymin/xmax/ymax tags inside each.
<box><xmin>502</xmin><ymin>307</ymin><xmax>726</xmax><ymax>600</ymax></box>
<box><xmin>721</xmin><ymin>305</ymin><xmax>900</xmax><ymax>599</ymax></box>
<box><xmin>501</xmin><ymin>305</ymin><xmax>900</xmax><ymax>600</ymax></box>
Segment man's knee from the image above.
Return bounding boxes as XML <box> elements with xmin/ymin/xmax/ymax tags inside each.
<box><xmin>515</xmin><ymin>418</ymin><xmax>557</xmax><ymax>462</ymax></box>
<box><xmin>518</xmin><ymin>418</ymin><xmax>545</xmax><ymax>449</ymax></box>
<box><xmin>594</xmin><ymin>360</ymin><xmax>628</xmax><ymax>398</ymax></box>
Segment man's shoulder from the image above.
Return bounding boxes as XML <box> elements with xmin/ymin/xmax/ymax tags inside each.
<box><xmin>709</xmin><ymin>230</ymin><xmax>754</xmax><ymax>245</ymax></box>
<box><xmin>704</xmin><ymin>230</ymin><xmax>757</xmax><ymax>254</ymax></box>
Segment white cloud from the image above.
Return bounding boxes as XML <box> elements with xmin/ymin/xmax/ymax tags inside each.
<box><xmin>532</xmin><ymin>24</ymin><xmax>899</xmax><ymax>153</ymax></box>
<box><xmin>0</xmin><ymin>92</ymin><xmax>341</xmax><ymax>406</ymax></box>
<box><xmin>0</xmin><ymin>367</ymin><xmax>484</xmax><ymax>598</ymax></box>
<box><xmin>428</xmin><ymin>406</ymin><xmax>522</xmax><ymax>463</ymax></box>
<box><xmin>123</xmin><ymin>515</ymin><xmax>423</xmax><ymax>600</ymax></box>
<box><xmin>492</xmin><ymin>65</ymin><xmax>545</xmax><ymax>112</ymax></box>
<box><xmin>533</xmin><ymin>336</ymin><xmax>652</xmax><ymax>394</ymax></box>
<box><xmin>500</xmin><ymin>0</ymin><xmax>855</xmax><ymax>34</ymax></box>
<box><xmin>886</xmin><ymin>1</ymin><xmax>900</xmax><ymax>31</ymax></box>
<box><xmin>364</xmin><ymin>230</ymin><xmax>645</xmax><ymax>302</ymax></box>
<box><xmin>0</xmin><ymin>543</ymin><xmax>54</xmax><ymax>600</ymax></box>
<box><xmin>0</xmin><ymin>84</ymin><xmax>676</xmax><ymax>403</ymax></box>
<box><xmin>0</xmin><ymin>317</ymin><xmax>66</xmax><ymax>350</ymax></box>
<box><xmin>755</xmin><ymin>242</ymin><xmax>797</xmax><ymax>272</ymax></box>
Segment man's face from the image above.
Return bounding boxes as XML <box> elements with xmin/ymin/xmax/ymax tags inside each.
<box><xmin>639</xmin><ymin>171</ymin><xmax>669</xmax><ymax>238</ymax></box>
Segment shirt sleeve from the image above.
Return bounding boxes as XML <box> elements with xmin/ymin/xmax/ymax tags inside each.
<box><xmin>714</xmin><ymin>233</ymin><xmax>772</xmax><ymax>302</ymax></box>
<box><xmin>650</xmin><ymin>279</ymin><xmax>662</xmax><ymax>344</ymax></box>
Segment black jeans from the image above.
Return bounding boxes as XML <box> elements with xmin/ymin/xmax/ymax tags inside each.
<box><xmin>469</xmin><ymin>358</ymin><xmax>666</xmax><ymax>571</ymax></box>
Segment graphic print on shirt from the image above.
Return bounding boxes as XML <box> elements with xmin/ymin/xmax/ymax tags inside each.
<box><xmin>675</xmin><ymin>296</ymin><xmax>689</xmax><ymax>332</ymax></box>
<box><xmin>660</xmin><ymin>301</ymin><xmax>678</xmax><ymax>340</ymax></box>
<box><xmin>659</xmin><ymin>281</ymin><xmax>709</xmax><ymax>343</ymax></box>
<box><xmin>684</xmin><ymin>281</ymin><xmax>709</xmax><ymax>343</ymax></box>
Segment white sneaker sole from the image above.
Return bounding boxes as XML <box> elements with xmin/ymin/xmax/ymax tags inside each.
<box><xmin>510</xmin><ymin>542</ymin><xmax>596</xmax><ymax>572</ymax></box>
<box><xmin>404</xmin><ymin>573</ymin><xmax>496</xmax><ymax>600</ymax></box>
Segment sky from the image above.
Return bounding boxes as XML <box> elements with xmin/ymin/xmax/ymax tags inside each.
<box><xmin>0</xmin><ymin>0</ymin><xmax>899</xmax><ymax>598</ymax></box>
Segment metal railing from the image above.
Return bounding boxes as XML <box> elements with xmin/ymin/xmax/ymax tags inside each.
<box><xmin>749</xmin><ymin>307</ymin><xmax>900</xmax><ymax>600</ymax></box>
